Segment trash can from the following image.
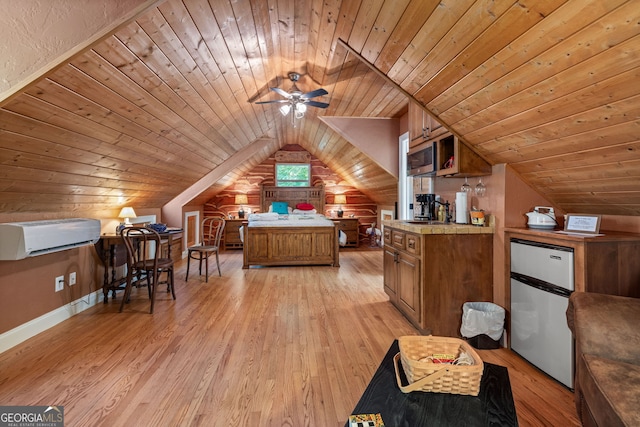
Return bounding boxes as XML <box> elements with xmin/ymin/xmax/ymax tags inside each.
<box><xmin>460</xmin><ymin>302</ymin><xmax>505</xmax><ymax>349</ymax></box>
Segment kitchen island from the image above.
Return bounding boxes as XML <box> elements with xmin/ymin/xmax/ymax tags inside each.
<box><xmin>382</xmin><ymin>220</ymin><xmax>494</xmax><ymax>336</ymax></box>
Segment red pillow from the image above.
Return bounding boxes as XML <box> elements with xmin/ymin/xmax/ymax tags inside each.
<box><xmin>296</xmin><ymin>203</ymin><xmax>315</xmax><ymax>211</ymax></box>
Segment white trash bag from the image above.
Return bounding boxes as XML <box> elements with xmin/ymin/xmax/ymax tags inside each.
<box><xmin>460</xmin><ymin>302</ymin><xmax>505</xmax><ymax>341</ymax></box>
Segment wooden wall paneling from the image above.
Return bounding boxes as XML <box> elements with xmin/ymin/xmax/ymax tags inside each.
<box><xmin>112</xmin><ymin>21</ymin><xmax>248</xmax><ymax>153</ymax></box>
<box><xmin>32</xmin><ymin>72</ymin><xmax>219</xmax><ymax>174</ymax></box>
<box><xmin>431</xmin><ymin>0</ymin><xmax>630</xmax><ymax>117</ymax></box>
<box><xmin>0</xmin><ymin>129</ymin><xmax>184</xmax><ymax>190</ymax></box>
<box><xmin>271</xmin><ymin>0</ymin><xmax>295</xmax><ymax>80</ymax></box>
<box><xmin>177</xmin><ymin>1</ymin><xmax>262</xmax><ymax>140</ymax></box>
<box><xmin>346</xmin><ymin>73</ymin><xmax>385</xmax><ymax>116</ymax></box>
<box><xmin>490</xmin><ymin>121</ymin><xmax>639</xmax><ymax>164</ymax></box>
<box><xmin>359</xmin><ymin>0</ymin><xmax>411</xmax><ymax>65</ymax></box>
<box><xmin>247</xmin><ymin>0</ymin><xmax>279</xmax><ymax>94</ymax></box>
<box><xmin>136</xmin><ymin>6</ymin><xmax>255</xmax><ymax>146</ymax></box>
<box><xmin>415</xmin><ymin>0</ymin><xmax>567</xmax><ymax>106</ymax></box>
<box><xmin>345</xmin><ymin>1</ymin><xmax>384</xmax><ymax>55</ymax></box>
<box><xmin>513</xmin><ymin>139</ymin><xmax>640</xmax><ymax>175</ymax></box>
<box><xmin>372</xmin><ymin>0</ymin><xmax>436</xmax><ymax>74</ymax></box>
<box><xmin>66</xmin><ymin>55</ymin><xmax>228</xmax><ymax>167</ymax></box>
<box><xmin>444</xmin><ymin>4</ymin><xmax>640</xmax><ymax>130</ymax></box>
<box><xmin>524</xmin><ymin>161</ymin><xmax>640</xmax><ymax>189</ymax></box>
<box><xmin>476</xmin><ymin>95</ymin><xmax>640</xmax><ymax>158</ymax></box>
<box><xmin>463</xmin><ymin>65</ymin><xmax>640</xmax><ymax>145</ymax></box>
<box><xmin>293</xmin><ymin>0</ymin><xmax>314</xmax><ymax>74</ymax></box>
<box><xmin>331</xmin><ymin>62</ymin><xmax>372</xmax><ymax>116</ymax></box>
<box><xmin>374</xmin><ymin>88</ymin><xmax>408</xmax><ymax>118</ymax></box>
<box><xmin>307</xmin><ymin>0</ymin><xmax>348</xmax><ymax>85</ymax></box>
<box><xmin>402</xmin><ymin>0</ymin><xmax>515</xmax><ymax>95</ymax></box>
<box><xmin>163</xmin><ymin>1</ymin><xmax>265</xmax><ymax>141</ymax></box>
<box><xmin>388</xmin><ymin>0</ymin><xmax>475</xmax><ymax>86</ymax></box>
<box><xmin>230</xmin><ymin>1</ymin><xmax>278</xmax><ymax>141</ymax></box>
<box><xmin>89</xmin><ymin>37</ymin><xmax>236</xmax><ymax>154</ymax></box>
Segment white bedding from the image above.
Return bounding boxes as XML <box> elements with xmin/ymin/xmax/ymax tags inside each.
<box><xmin>240</xmin><ymin>214</ymin><xmax>346</xmax><ymax>245</ymax></box>
<box><xmin>248</xmin><ymin>213</ymin><xmax>333</xmax><ymax>228</ymax></box>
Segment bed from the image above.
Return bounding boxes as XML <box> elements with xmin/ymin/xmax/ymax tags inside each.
<box><xmin>242</xmin><ymin>185</ymin><xmax>340</xmax><ymax>268</ymax></box>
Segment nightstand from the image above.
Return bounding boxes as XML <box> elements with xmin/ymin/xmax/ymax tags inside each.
<box><xmin>337</xmin><ymin>218</ymin><xmax>359</xmax><ymax>247</ymax></box>
<box><xmin>224</xmin><ymin>219</ymin><xmax>245</xmax><ymax>249</ymax></box>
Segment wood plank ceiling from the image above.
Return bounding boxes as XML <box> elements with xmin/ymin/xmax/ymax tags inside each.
<box><xmin>0</xmin><ymin>0</ymin><xmax>638</xmax><ymax>216</ymax></box>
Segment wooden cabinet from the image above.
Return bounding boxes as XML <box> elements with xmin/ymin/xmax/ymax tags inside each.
<box><xmin>224</xmin><ymin>219</ymin><xmax>244</xmax><ymax>249</ymax></box>
<box><xmin>384</xmin><ymin>225</ymin><xmax>493</xmax><ymax>336</ymax></box>
<box><xmin>384</xmin><ymin>229</ymin><xmax>422</xmax><ymax>327</ymax></box>
<box><xmin>408</xmin><ymin>101</ymin><xmax>446</xmax><ymax>147</ymax></box>
<box><xmin>505</xmin><ymin>229</ymin><xmax>640</xmax><ymax>298</ymax></box>
<box><xmin>407</xmin><ymin>101</ymin><xmax>490</xmax><ymax>178</ymax></box>
<box><xmin>436</xmin><ymin>134</ymin><xmax>491</xmax><ymax>177</ymax></box>
<box><xmin>337</xmin><ymin>218</ymin><xmax>359</xmax><ymax>247</ymax></box>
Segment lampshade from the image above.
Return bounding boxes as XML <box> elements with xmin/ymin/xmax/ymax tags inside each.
<box><xmin>334</xmin><ymin>194</ymin><xmax>347</xmax><ymax>205</ymax></box>
<box><xmin>235</xmin><ymin>194</ymin><xmax>248</xmax><ymax>205</ymax></box>
<box><xmin>279</xmin><ymin>104</ymin><xmax>291</xmax><ymax>116</ymax></box>
<box><xmin>118</xmin><ymin>207</ymin><xmax>137</xmax><ymax>225</ymax></box>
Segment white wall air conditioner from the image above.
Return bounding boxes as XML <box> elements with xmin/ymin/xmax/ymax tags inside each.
<box><xmin>0</xmin><ymin>218</ymin><xmax>101</xmax><ymax>260</ymax></box>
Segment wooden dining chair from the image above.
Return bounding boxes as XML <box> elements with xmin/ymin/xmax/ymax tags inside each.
<box><xmin>119</xmin><ymin>226</ymin><xmax>176</xmax><ymax>313</ymax></box>
<box><xmin>185</xmin><ymin>217</ymin><xmax>226</xmax><ymax>282</ymax></box>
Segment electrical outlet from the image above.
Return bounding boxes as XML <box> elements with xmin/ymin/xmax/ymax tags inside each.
<box><xmin>69</xmin><ymin>272</ymin><xmax>76</xmax><ymax>286</ymax></box>
<box><xmin>55</xmin><ymin>275</ymin><xmax>64</xmax><ymax>292</ymax></box>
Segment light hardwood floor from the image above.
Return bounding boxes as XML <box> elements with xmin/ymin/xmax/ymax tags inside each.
<box><xmin>0</xmin><ymin>250</ymin><xmax>580</xmax><ymax>426</ymax></box>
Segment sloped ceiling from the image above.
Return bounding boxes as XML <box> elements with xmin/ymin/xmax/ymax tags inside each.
<box><xmin>0</xmin><ymin>0</ymin><xmax>638</xmax><ymax>217</ymax></box>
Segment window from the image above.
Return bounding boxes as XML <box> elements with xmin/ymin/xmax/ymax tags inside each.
<box><xmin>276</xmin><ymin>163</ymin><xmax>310</xmax><ymax>187</ymax></box>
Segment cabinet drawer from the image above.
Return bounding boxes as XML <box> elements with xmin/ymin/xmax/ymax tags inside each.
<box><xmin>392</xmin><ymin>231</ymin><xmax>405</xmax><ymax>250</ymax></box>
<box><xmin>406</xmin><ymin>234</ymin><xmax>421</xmax><ymax>256</ymax></box>
<box><xmin>338</xmin><ymin>220</ymin><xmax>358</xmax><ymax>231</ymax></box>
<box><xmin>383</xmin><ymin>228</ymin><xmax>392</xmax><ymax>245</ymax></box>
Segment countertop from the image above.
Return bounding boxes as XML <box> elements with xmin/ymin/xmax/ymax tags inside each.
<box><xmin>383</xmin><ymin>220</ymin><xmax>494</xmax><ymax>235</ymax></box>
<box><xmin>505</xmin><ymin>227</ymin><xmax>640</xmax><ymax>242</ymax></box>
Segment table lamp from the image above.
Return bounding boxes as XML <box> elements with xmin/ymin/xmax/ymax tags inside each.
<box><xmin>334</xmin><ymin>194</ymin><xmax>347</xmax><ymax>218</ymax></box>
<box><xmin>118</xmin><ymin>207</ymin><xmax>137</xmax><ymax>226</ymax></box>
<box><xmin>235</xmin><ymin>194</ymin><xmax>248</xmax><ymax>218</ymax></box>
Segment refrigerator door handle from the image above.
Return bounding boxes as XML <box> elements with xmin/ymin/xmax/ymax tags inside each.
<box><xmin>510</xmin><ymin>272</ymin><xmax>573</xmax><ymax>298</ymax></box>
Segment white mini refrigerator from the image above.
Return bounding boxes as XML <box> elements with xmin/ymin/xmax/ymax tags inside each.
<box><xmin>510</xmin><ymin>238</ymin><xmax>574</xmax><ymax>388</ymax></box>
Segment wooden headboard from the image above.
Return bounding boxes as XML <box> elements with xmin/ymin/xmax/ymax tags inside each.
<box><xmin>261</xmin><ymin>185</ymin><xmax>325</xmax><ymax>213</ymax></box>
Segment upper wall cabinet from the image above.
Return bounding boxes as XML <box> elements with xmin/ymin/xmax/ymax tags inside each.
<box><xmin>408</xmin><ymin>100</ymin><xmax>491</xmax><ymax>177</ymax></box>
<box><xmin>436</xmin><ymin>134</ymin><xmax>492</xmax><ymax>177</ymax></box>
<box><xmin>408</xmin><ymin>101</ymin><xmax>446</xmax><ymax>147</ymax></box>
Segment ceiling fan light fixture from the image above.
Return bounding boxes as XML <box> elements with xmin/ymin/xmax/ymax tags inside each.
<box><xmin>255</xmin><ymin>72</ymin><xmax>329</xmax><ymax>124</ymax></box>
<box><xmin>279</xmin><ymin>104</ymin><xmax>291</xmax><ymax>116</ymax></box>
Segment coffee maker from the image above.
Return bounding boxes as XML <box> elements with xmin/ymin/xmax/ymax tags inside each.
<box><xmin>415</xmin><ymin>193</ymin><xmax>436</xmax><ymax>220</ymax></box>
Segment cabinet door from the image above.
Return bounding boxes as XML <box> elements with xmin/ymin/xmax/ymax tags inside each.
<box><xmin>383</xmin><ymin>246</ymin><xmax>397</xmax><ymax>301</ymax></box>
<box><xmin>397</xmin><ymin>251</ymin><xmax>421</xmax><ymax>325</ymax></box>
<box><xmin>409</xmin><ymin>101</ymin><xmax>425</xmax><ymax>142</ymax></box>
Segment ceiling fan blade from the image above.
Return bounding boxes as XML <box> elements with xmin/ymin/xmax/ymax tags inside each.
<box><xmin>304</xmin><ymin>100</ymin><xmax>330</xmax><ymax>109</ymax></box>
<box><xmin>270</xmin><ymin>87</ymin><xmax>291</xmax><ymax>98</ymax></box>
<box><xmin>301</xmin><ymin>88</ymin><xmax>328</xmax><ymax>99</ymax></box>
<box><xmin>255</xmin><ymin>99</ymin><xmax>290</xmax><ymax>104</ymax></box>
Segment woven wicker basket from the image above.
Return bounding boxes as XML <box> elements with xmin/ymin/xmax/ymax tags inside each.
<box><xmin>393</xmin><ymin>335</ymin><xmax>484</xmax><ymax>396</ymax></box>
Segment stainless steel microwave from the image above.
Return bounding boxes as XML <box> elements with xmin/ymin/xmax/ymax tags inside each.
<box><xmin>407</xmin><ymin>141</ymin><xmax>436</xmax><ymax>176</ymax></box>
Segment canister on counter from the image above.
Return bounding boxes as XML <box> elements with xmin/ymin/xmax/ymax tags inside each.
<box><xmin>470</xmin><ymin>209</ymin><xmax>485</xmax><ymax>226</ymax></box>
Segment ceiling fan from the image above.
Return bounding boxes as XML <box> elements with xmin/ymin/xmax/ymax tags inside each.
<box><xmin>255</xmin><ymin>72</ymin><xmax>329</xmax><ymax>120</ymax></box>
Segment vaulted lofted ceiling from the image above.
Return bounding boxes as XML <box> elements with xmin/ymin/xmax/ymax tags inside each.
<box><xmin>0</xmin><ymin>0</ymin><xmax>638</xmax><ymax>216</ymax></box>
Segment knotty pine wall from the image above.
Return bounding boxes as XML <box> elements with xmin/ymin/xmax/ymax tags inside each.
<box><xmin>203</xmin><ymin>145</ymin><xmax>378</xmax><ymax>243</ymax></box>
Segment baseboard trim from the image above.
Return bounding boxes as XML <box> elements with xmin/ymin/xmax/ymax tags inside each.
<box><xmin>0</xmin><ymin>290</ymin><xmax>101</xmax><ymax>355</ymax></box>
